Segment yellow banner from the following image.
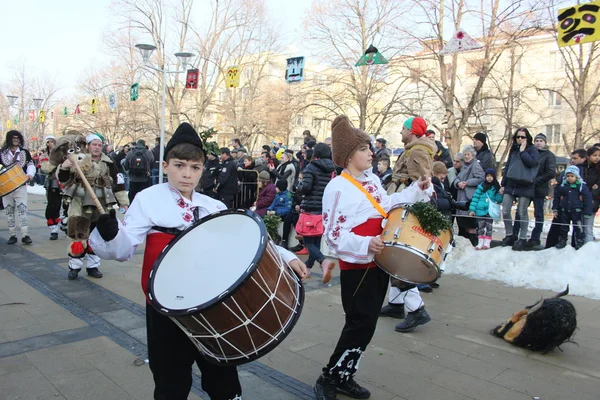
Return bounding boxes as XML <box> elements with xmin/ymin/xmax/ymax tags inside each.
<box><xmin>39</xmin><ymin>110</ymin><xmax>46</xmax><ymax>123</ymax></box>
<box><xmin>90</xmin><ymin>99</ymin><xmax>98</xmax><ymax>114</ymax></box>
<box><xmin>226</xmin><ymin>66</ymin><xmax>240</xmax><ymax>88</ymax></box>
<box><xmin>6</xmin><ymin>120</ymin><xmax>12</xmax><ymax>129</ymax></box>
<box><xmin>558</xmin><ymin>1</ymin><xmax>600</xmax><ymax>47</ymax></box>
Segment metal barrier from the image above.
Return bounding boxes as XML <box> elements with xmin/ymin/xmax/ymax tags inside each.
<box><xmin>234</xmin><ymin>169</ymin><xmax>259</xmax><ymax>209</ymax></box>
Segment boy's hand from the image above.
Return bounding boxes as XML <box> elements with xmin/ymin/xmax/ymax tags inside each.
<box><xmin>96</xmin><ymin>209</ymin><xmax>119</xmax><ymax>241</ymax></box>
<box><xmin>288</xmin><ymin>259</ymin><xmax>308</xmax><ymax>281</ymax></box>
<box><xmin>369</xmin><ymin>237</ymin><xmax>385</xmax><ymax>254</ymax></box>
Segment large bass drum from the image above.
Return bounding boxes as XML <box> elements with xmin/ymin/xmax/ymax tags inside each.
<box><xmin>148</xmin><ymin>209</ymin><xmax>304</xmax><ymax>365</ymax></box>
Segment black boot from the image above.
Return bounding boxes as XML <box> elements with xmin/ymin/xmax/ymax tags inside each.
<box><xmin>7</xmin><ymin>236</ymin><xmax>17</xmax><ymax>245</ymax></box>
<box><xmin>68</xmin><ymin>269</ymin><xmax>80</xmax><ymax>280</ymax></box>
<box><xmin>525</xmin><ymin>238</ymin><xmax>543</xmax><ymax>250</ymax></box>
<box><xmin>555</xmin><ymin>237</ymin><xmax>567</xmax><ymax>249</ymax></box>
<box><xmin>50</xmin><ymin>232</ymin><xmax>58</xmax><ymax>240</ymax></box>
<box><xmin>501</xmin><ymin>235</ymin><xmax>515</xmax><ymax>247</ymax></box>
<box><xmin>21</xmin><ymin>236</ymin><xmax>33</xmax><ymax>245</ymax></box>
<box><xmin>380</xmin><ymin>303</ymin><xmax>405</xmax><ymax>319</ymax></box>
<box><xmin>86</xmin><ymin>268</ymin><xmax>103</xmax><ymax>278</ymax></box>
<box><xmin>395</xmin><ymin>307</ymin><xmax>431</xmax><ymax>332</ymax></box>
<box><xmin>314</xmin><ymin>373</ymin><xmax>338</xmax><ymax>400</ymax></box>
<box><xmin>512</xmin><ymin>239</ymin><xmax>527</xmax><ymax>251</ymax></box>
<box><xmin>337</xmin><ymin>377</ymin><xmax>371</xmax><ymax>399</ymax></box>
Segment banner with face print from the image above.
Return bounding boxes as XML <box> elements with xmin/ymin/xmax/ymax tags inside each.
<box><xmin>558</xmin><ymin>1</ymin><xmax>600</xmax><ymax>47</ymax></box>
<box><xmin>226</xmin><ymin>66</ymin><xmax>240</xmax><ymax>88</ymax></box>
<box><xmin>285</xmin><ymin>57</ymin><xmax>304</xmax><ymax>83</ymax></box>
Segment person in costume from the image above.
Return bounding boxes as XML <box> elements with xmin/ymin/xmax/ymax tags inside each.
<box><xmin>55</xmin><ymin>133</ymin><xmax>129</xmax><ymax>280</ymax></box>
<box><xmin>39</xmin><ymin>135</ymin><xmax>63</xmax><ymax>240</ymax></box>
<box><xmin>89</xmin><ymin>122</ymin><xmax>308</xmax><ymax>400</ymax></box>
<box><xmin>314</xmin><ymin>115</ymin><xmax>432</xmax><ymax>400</ymax></box>
<box><xmin>380</xmin><ymin>117</ymin><xmax>436</xmax><ymax>332</ymax></box>
<box><xmin>0</xmin><ymin>130</ymin><xmax>36</xmax><ymax>244</ymax></box>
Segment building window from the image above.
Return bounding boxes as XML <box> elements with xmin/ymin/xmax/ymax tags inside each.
<box><xmin>295</xmin><ymin>115</ymin><xmax>304</xmax><ymax>126</ymax></box>
<box><xmin>218</xmin><ymin>91</ymin><xmax>227</xmax><ymax>103</ymax></box>
<box><xmin>547</xmin><ymin>91</ymin><xmax>562</xmax><ymax>107</ymax></box>
<box><xmin>545</xmin><ymin>124</ymin><xmax>561</xmax><ymax>144</ymax></box>
<box><xmin>550</xmin><ymin>51</ymin><xmax>564</xmax><ymax>70</ymax></box>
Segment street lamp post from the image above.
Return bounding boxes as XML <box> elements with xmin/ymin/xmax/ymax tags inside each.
<box><xmin>134</xmin><ymin>43</ymin><xmax>195</xmax><ymax>183</ymax></box>
<box><xmin>6</xmin><ymin>95</ymin><xmax>44</xmax><ymax>146</ymax></box>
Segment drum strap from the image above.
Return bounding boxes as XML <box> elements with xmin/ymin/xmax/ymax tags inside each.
<box><xmin>341</xmin><ymin>172</ymin><xmax>388</xmax><ymax>218</ymax></box>
<box><xmin>151</xmin><ymin>226</ymin><xmax>183</xmax><ymax>236</ymax></box>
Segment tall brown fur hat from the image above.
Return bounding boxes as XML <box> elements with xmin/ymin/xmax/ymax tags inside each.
<box><xmin>331</xmin><ymin>115</ymin><xmax>371</xmax><ymax>168</ymax></box>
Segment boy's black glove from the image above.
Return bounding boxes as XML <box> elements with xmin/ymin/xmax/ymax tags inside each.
<box><xmin>96</xmin><ymin>209</ymin><xmax>119</xmax><ymax>241</ymax></box>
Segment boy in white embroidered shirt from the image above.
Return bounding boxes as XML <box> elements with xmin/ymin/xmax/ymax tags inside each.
<box><xmin>90</xmin><ymin>122</ymin><xmax>307</xmax><ymax>400</ymax></box>
<box><xmin>314</xmin><ymin>116</ymin><xmax>432</xmax><ymax>400</ymax></box>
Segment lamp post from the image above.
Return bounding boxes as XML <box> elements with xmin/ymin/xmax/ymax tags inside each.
<box><xmin>6</xmin><ymin>95</ymin><xmax>44</xmax><ymax>146</ymax></box>
<box><xmin>134</xmin><ymin>43</ymin><xmax>195</xmax><ymax>183</ymax></box>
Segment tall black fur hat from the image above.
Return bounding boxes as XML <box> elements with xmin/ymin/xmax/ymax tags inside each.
<box><xmin>165</xmin><ymin>123</ymin><xmax>203</xmax><ymax>156</ymax></box>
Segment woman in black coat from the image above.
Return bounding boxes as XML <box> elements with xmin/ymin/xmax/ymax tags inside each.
<box><xmin>500</xmin><ymin>128</ymin><xmax>539</xmax><ymax>251</ymax></box>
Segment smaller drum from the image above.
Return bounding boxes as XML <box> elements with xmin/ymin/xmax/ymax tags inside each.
<box><xmin>148</xmin><ymin>210</ymin><xmax>304</xmax><ymax>366</ymax></box>
<box><xmin>0</xmin><ymin>164</ymin><xmax>28</xmax><ymax>196</ymax></box>
<box><xmin>375</xmin><ymin>206</ymin><xmax>453</xmax><ymax>284</ymax></box>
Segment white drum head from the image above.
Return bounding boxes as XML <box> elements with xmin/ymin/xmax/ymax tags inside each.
<box><xmin>151</xmin><ymin>211</ymin><xmax>265</xmax><ymax>312</ymax></box>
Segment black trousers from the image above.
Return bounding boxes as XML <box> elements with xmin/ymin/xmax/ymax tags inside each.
<box><xmin>45</xmin><ymin>188</ymin><xmax>62</xmax><ymax>224</ymax></box>
<box><xmin>146</xmin><ymin>304</ymin><xmax>241</xmax><ymax>400</ymax></box>
<box><xmin>559</xmin><ymin>210</ymin><xmax>584</xmax><ymax>248</ymax></box>
<box><xmin>325</xmin><ymin>267</ymin><xmax>389</xmax><ymax>382</ymax></box>
<box><xmin>129</xmin><ymin>180</ymin><xmax>150</xmax><ymax>203</ymax></box>
<box><xmin>282</xmin><ymin>212</ymin><xmax>300</xmax><ymax>244</ymax></box>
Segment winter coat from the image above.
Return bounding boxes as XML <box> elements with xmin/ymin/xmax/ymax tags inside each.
<box><xmin>469</xmin><ymin>184</ymin><xmax>503</xmax><ymax>217</ymax></box>
<box><xmin>431</xmin><ymin>176</ymin><xmax>455</xmax><ymax>218</ymax></box>
<box><xmin>476</xmin><ymin>145</ymin><xmax>496</xmax><ymax>171</ymax></box>
<box><xmin>375</xmin><ymin>146</ymin><xmax>392</xmax><ymax>161</ymax></box>
<box><xmin>297</xmin><ymin>158</ymin><xmax>336</xmax><ymax>213</ymax></box>
<box><xmin>197</xmin><ymin>157</ymin><xmax>220</xmax><ymax>196</ymax></box>
<box><xmin>452</xmin><ymin>159</ymin><xmax>485</xmax><ymax>215</ymax></box>
<box><xmin>267</xmin><ymin>190</ymin><xmax>293</xmax><ymax>216</ymax></box>
<box><xmin>216</xmin><ymin>156</ymin><xmax>238</xmax><ymax>197</ymax></box>
<box><xmin>582</xmin><ymin>163</ymin><xmax>600</xmax><ymax>212</ymax></box>
<box><xmin>255</xmin><ymin>183</ymin><xmax>276</xmax><ymax>217</ymax></box>
<box><xmin>501</xmin><ymin>143</ymin><xmax>539</xmax><ymax>199</ymax></box>
<box><xmin>124</xmin><ymin>147</ymin><xmax>154</xmax><ymax>182</ymax></box>
<box><xmin>433</xmin><ymin>140</ymin><xmax>453</xmax><ymax>168</ymax></box>
<box><xmin>390</xmin><ymin>136</ymin><xmax>437</xmax><ymax>190</ymax></box>
<box><xmin>272</xmin><ymin>161</ymin><xmax>296</xmax><ymax>193</ymax></box>
<box><xmin>534</xmin><ymin>147</ymin><xmax>556</xmax><ymax>198</ymax></box>
<box><xmin>379</xmin><ymin>167</ymin><xmax>393</xmax><ymax>188</ymax></box>
<box><xmin>552</xmin><ymin>181</ymin><xmax>593</xmax><ymax>216</ymax></box>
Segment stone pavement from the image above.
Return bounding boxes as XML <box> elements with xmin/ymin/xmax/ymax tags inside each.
<box><xmin>0</xmin><ymin>193</ymin><xmax>599</xmax><ymax>400</ymax></box>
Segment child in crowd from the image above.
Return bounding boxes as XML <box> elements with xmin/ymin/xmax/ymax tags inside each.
<box><xmin>552</xmin><ymin>165</ymin><xmax>593</xmax><ymax>249</ymax></box>
<box><xmin>377</xmin><ymin>157</ymin><xmax>393</xmax><ymax>189</ymax></box>
<box><xmin>267</xmin><ymin>180</ymin><xmax>293</xmax><ymax>218</ymax></box>
<box><xmin>90</xmin><ymin>123</ymin><xmax>307</xmax><ymax>400</ymax></box>
<box><xmin>254</xmin><ymin>170</ymin><xmax>276</xmax><ymax>216</ymax></box>
<box><xmin>469</xmin><ymin>168</ymin><xmax>503</xmax><ymax>250</ymax></box>
<box><xmin>431</xmin><ymin>161</ymin><xmax>455</xmax><ymax>220</ymax></box>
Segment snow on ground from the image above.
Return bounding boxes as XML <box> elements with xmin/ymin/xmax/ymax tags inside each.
<box><xmin>27</xmin><ymin>184</ymin><xmax>47</xmax><ymax>196</ymax></box>
<box><xmin>445</xmin><ymin>236</ymin><xmax>600</xmax><ymax>300</ymax></box>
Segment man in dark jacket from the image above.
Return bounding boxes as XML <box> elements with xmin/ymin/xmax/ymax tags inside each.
<box><xmin>151</xmin><ymin>137</ymin><xmax>163</xmax><ymax>185</ymax></box>
<box><xmin>124</xmin><ymin>139</ymin><xmax>154</xmax><ymax>203</ymax></box>
<box><xmin>216</xmin><ymin>147</ymin><xmax>238</xmax><ymax>208</ymax></box>
<box><xmin>523</xmin><ymin>133</ymin><xmax>556</xmax><ymax>250</ymax></box>
<box><xmin>473</xmin><ymin>132</ymin><xmax>496</xmax><ymax>171</ymax></box>
<box><xmin>426</xmin><ymin>130</ymin><xmax>453</xmax><ymax>168</ymax></box>
<box><xmin>197</xmin><ymin>151</ymin><xmax>220</xmax><ymax>198</ymax></box>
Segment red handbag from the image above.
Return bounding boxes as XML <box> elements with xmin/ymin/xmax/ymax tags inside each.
<box><xmin>295</xmin><ymin>212</ymin><xmax>324</xmax><ymax>237</ymax></box>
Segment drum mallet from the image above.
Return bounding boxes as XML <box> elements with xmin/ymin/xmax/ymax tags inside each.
<box><xmin>68</xmin><ymin>154</ymin><xmax>106</xmax><ymax>214</ymax></box>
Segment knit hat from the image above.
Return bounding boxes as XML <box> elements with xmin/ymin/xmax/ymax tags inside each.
<box><xmin>564</xmin><ymin>165</ymin><xmax>581</xmax><ymax>180</ymax></box>
<box><xmin>331</xmin><ymin>115</ymin><xmax>371</xmax><ymax>168</ymax></box>
<box><xmin>313</xmin><ymin>142</ymin><xmax>332</xmax><ymax>160</ymax></box>
<box><xmin>276</xmin><ymin>180</ymin><xmax>288</xmax><ymax>192</ymax></box>
<box><xmin>484</xmin><ymin>168</ymin><xmax>497</xmax><ymax>179</ymax></box>
<box><xmin>474</xmin><ymin>132</ymin><xmax>487</xmax><ymax>144</ymax></box>
<box><xmin>534</xmin><ymin>133</ymin><xmax>547</xmax><ymax>143</ymax></box>
<box><xmin>165</xmin><ymin>122</ymin><xmax>202</xmax><ymax>156</ymax></box>
<box><xmin>432</xmin><ymin>161</ymin><xmax>448</xmax><ymax>175</ymax></box>
<box><xmin>258</xmin><ymin>171</ymin><xmax>271</xmax><ymax>181</ymax></box>
<box><xmin>403</xmin><ymin>117</ymin><xmax>427</xmax><ymax>137</ymax></box>
<box><xmin>44</xmin><ymin>135</ymin><xmax>56</xmax><ymax>142</ymax></box>
<box><xmin>86</xmin><ymin>133</ymin><xmax>102</xmax><ymax>144</ymax></box>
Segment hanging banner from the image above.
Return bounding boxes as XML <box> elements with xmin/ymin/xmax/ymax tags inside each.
<box><xmin>39</xmin><ymin>110</ymin><xmax>46</xmax><ymax>123</ymax></box>
<box><xmin>6</xmin><ymin>120</ymin><xmax>12</xmax><ymax>129</ymax></box>
<box><xmin>13</xmin><ymin>114</ymin><xmax>18</xmax><ymax>125</ymax></box>
<box><xmin>90</xmin><ymin>99</ymin><xmax>98</xmax><ymax>114</ymax></box>
<box><xmin>62</xmin><ymin>107</ymin><xmax>68</xmax><ymax>116</ymax></box>
<box><xmin>558</xmin><ymin>1</ymin><xmax>600</xmax><ymax>47</ymax></box>
<box><xmin>440</xmin><ymin>29</ymin><xmax>483</xmax><ymax>55</ymax></box>
<box><xmin>285</xmin><ymin>57</ymin><xmax>305</xmax><ymax>83</ymax></box>
<box><xmin>130</xmin><ymin>83</ymin><xmax>139</xmax><ymax>101</ymax></box>
<box><xmin>355</xmin><ymin>45</ymin><xmax>389</xmax><ymax>66</ymax></box>
<box><xmin>108</xmin><ymin>93</ymin><xmax>117</xmax><ymax>109</ymax></box>
<box><xmin>226</xmin><ymin>66</ymin><xmax>241</xmax><ymax>88</ymax></box>
<box><xmin>186</xmin><ymin>69</ymin><xmax>199</xmax><ymax>89</ymax></box>
<box><xmin>29</xmin><ymin>110</ymin><xmax>35</xmax><ymax>121</ymax></box>
<box><xmin>75</xmin><ymin>104</ymin><xmax>81</xmax><ymax>114</ymax></box>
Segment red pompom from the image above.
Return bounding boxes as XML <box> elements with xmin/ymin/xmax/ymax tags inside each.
<box><xmin>69</xmin><ymin>241</ymin><xmax>85</xmax><ymax>257</ymax></box>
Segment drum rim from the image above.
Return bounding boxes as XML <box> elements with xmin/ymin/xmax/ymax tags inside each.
<box><xmin>148</xmin><ymin>209</ymin><xmax>269</xmax><ymax>316</ymax></box>
<box><xmin>375</xmin><ymin>243</ymin><xmax>441</xmax><ymax>284</ymax></box>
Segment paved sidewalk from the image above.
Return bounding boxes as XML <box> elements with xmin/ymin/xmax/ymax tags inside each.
<box><xmin>0</xmin><ymin>193</ymin><xmax>599</xmax><ymax>399</ymax></box>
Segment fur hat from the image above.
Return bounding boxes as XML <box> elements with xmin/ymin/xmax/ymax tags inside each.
<box><xmin>535</xmin><ymin>133</ymin><xmax>547</xmax><ymax>143</ymax></box>
<box><xmin>484</xmin><ymin>168</ymin><xmax>497</xmax><ymax>179</ymax></box>
<box><xmin>474</xmin><ymin>132</ymin><xmax>487</xmax><ymax>144</ymax></box>
<box><xmin>331</xmin><ymin>115</ymin><xmax>371</xmax><ymax>168</ymax></box>
<box><xmin>313</xmin><ymin>142</ymin><xmax>332</xmax><ymax>160</ymax></box>
<box><xmin>165</xmin><ymin>122</ymin><xmax>202</xmax><ymax>157</ymax></box>
<box><xmin>432</xmin><ymin>161</ymin><xmax>448</xmax><ymax>175</ymax></box>
<box><xmin>258</xmin><ymin>171</ymin><xmax>271</xmax><ymax>181</ymax></box>
<box><xmin>403</xmin><ymin>117</ymin><xmax>427</xmax><ymax>137</ymax></box>
<box><xmin>276</xmin><ymin>179</ymin><xmax>288</xmax><ymax>192</ymax></box>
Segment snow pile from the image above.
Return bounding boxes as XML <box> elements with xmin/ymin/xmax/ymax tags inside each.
<box><xmin>445</xmin><ymin>236</ymin><xmax>600</xmax><ymax>299</ymax></box>
<box><xmin>27</xmin><ymin>184</ymin><xmax>47</xmax><ymax>196</ymax></box>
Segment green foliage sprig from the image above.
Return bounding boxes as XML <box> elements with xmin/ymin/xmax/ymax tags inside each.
<box><xmin>198</xmin><ymin>127</ymin><xmax>220</xmax><ymax>156</ymax></box>
<box><xmin>407</xmin><ymin>202</ymin><xmax>452</xmax><ymax>237</ymax></box>
<box><xmin>263</xmin><ymin>215</ymin><xmax>282</xmax><ymax>242</ymax></box>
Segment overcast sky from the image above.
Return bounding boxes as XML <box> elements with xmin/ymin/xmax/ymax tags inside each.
<box><xmin>0</xmin><ymin>0</ymin><xmax>312</xmax><ymax>100</ymax></box>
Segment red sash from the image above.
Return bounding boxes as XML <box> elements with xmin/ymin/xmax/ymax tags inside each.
<box><xmin>338</xmin><ymin>218</ymin><xmax>383</xmax><ymax>271</ymax></box>
<box><xmin>141</xmin><ymin>232</ymin><xmax>176</xmax><ymax>303</ymax></box>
